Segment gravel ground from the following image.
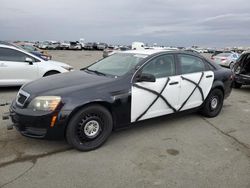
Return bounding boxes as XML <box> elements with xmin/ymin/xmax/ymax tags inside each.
<box><xmin>0</xmin><ymin>50</ymin><xmax>249</xmax><ymax>188</ymax></box>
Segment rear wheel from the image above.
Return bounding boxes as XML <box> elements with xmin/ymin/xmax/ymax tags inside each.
<box><xmin>201</xmin><ymin>89</ymin><xmax>224</xmax><ymax>118</ymax></box>
<box><xmin>66</xmin><ymin>105</ymin><xmax>113</xmax><ymax>151</ymax></box>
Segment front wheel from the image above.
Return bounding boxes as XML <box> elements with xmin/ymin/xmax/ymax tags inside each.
<box><xmin>43</xmin><ymin>71</ymin><xmax>60</xmax><ymax>77</ymax></box>
<box><xmin>201</xmin><ymin>89</ymin><xmax>224</xmax><ymax>118</ymax></box>
<box><xmin>66</xmin><ymin>105</ymin><xmax>113</xmax><ymax>151</ymax></box>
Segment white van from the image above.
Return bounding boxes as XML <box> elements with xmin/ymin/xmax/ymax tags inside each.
<box><xmin>132</xmin><ymin>42</ymin><xmax>145</xmax><ymax>50</ymax></box>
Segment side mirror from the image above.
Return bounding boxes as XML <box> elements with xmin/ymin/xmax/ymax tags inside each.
<box><xmin>25</xmin><ymin>57</ymin><xmax>34</xmax><ymax>65</ymax></box>
<box><xmin>137</xmin><ymin>73</ymin><xmax>156</xmax><ymax>82</ymax></box>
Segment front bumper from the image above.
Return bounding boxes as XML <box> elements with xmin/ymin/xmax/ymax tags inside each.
<box><xmin>9</xmin><ymin>102</ymin><xmax>69</xmax><ymax>140</ymax></box>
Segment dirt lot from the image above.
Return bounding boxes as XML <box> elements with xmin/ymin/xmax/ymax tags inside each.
<box><xmin>0</xmin><ymin>51</ymin><xmax>250</xmax><ymax>188</ymax></box>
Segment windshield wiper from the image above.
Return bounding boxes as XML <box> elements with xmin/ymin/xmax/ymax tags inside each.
<box><xmin>85</xmin><ymin>68</ymin><xmax>107</xmax><ymax>76</ymax></box>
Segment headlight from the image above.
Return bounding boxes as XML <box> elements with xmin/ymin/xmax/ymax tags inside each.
<box><xmin>61</xmin><ymin>66</ymin><xmax>74</xmax><ymax>71</ymax></box>
<box><xmin>28</xmin><ymin>96</ymin><xmax>61</xmax><ymax>111</ymax></box>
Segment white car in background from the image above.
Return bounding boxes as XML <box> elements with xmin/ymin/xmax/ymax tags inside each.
<box><xmin>38</xmin><ymin>41</ymin><xmax>50</xmax><ymax>49</ymax></box>
<box><xmin>212</xmin><ymin>52</ymin><xmax>239</xmax><ymax>69</ymax></box>
<box><xmin>132</xmin><ymin>42</ymin><xmax>145</xmax><ymax>50</ymax></box>
<box><xmin>60</xmin><ymin>41</ymin><xmax>71</xmax><ymax>50</ymax></box>
<box><xmin>0</xmin><ymin>44</ymin><xmax>73</xmax><ymax>86</ymax></box>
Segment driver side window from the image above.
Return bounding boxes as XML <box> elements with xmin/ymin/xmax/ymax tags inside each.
<box><xmin>142</xmin><ymin>55</ymin><xmax>175</xmax><ymax>78</ymax></box>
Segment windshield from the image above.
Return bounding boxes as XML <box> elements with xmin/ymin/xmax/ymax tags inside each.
<box><xmin>22</xmin><ymin>45</ymin><xmax>36</xmax><ymax>52</ymax></box>
<box><xmin>86</xmin><ymin>53</ymin><xmax>147</xmax><ymax>76</ymax></box>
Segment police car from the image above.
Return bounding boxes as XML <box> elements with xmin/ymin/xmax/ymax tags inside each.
<box><xmin>7</xmin><ymin>50</ymin><xmax>233</xmax><ymax>151</ymax></box>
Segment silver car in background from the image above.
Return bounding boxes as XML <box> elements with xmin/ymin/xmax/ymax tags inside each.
<box><xmin>212</xmin><ymin>52</ymin><xmax>239</xmax><ymax>69</ymax></box>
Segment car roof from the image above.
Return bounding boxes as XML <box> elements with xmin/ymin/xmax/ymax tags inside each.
<box><xmin>120</xmin><ymin>49</ymin><xmax>178</xmax><ymax>55</ymax></box>
<box><xmin>0</xmin><ymin>44</ymin><xmax>19</xmax><ymax>49</ymax></box>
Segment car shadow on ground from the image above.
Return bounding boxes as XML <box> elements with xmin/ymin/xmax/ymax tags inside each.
<box><xmin>111</xmin><ymin>111</ymin><xmax>197</xmax><ymax>141</ymax></box>
<box><xmin>0</xmin><ymin>111</ymin><xmax>194</xmax><ymax>165</ymax></box>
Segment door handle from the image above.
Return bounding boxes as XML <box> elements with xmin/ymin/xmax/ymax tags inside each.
<box><xmin>169</xmin><ymin>81</ymin><xmax>179</xmax><ymax>85</ymax></box>
<box><xmin>206</xmin><ymin>75</ymin><xmax>213</xmax><ymax>78</ymax></box>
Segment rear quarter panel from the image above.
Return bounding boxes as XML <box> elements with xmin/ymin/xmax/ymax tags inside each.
<box><xmin>212</xmin><ymin>68</ymin><xmax>233</xmax><ymax>98</ymax></box>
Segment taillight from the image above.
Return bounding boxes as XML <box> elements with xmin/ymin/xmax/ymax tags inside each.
<box><xmin>230</xmin><ymin>74</ymin><xmax>234</xmax><ymax>80</ymax></box>
<box><xmin>211</xmin><ymin>57</ymin><xmax>214</xmax><ymax>60</ymax></box>
<box><xmin>221</xmin><ymin>58</ymin><xmax>226</xmax><ymax>61</ymax></box>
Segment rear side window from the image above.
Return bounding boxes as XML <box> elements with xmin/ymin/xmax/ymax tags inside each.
<box><xmin>0</xmin><ymin>47</ymin><xmax>36</xmax><ymax>62</ymax></box>
<box><xmin>178</xmin><ymin>54</ymin><xmax>206</xmax><ymax>74</ymax></box>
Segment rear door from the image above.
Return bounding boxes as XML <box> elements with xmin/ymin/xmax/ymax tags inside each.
<box><xmin>177</xmin><ymin>54</ymin><xmax>214</xmax><ymax>111</ymax></box>
<box><xmin>0</xmin><ymin>47</ymin><xmax>39</xmax><ymax>86</ymax></box>
<box><xmin>131</xmin><ymin>54</ymin><xmax>181</xmax><ymax>122</ymax></box>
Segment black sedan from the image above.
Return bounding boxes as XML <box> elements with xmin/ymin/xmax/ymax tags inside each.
<box><xmin>7</xmin><ymin>50</ymin><xmax>233</xmax><ymax>151</ymax></box>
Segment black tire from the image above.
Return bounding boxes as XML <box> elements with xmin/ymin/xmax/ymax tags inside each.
<box><xmin>233</xmin><ymin>82</ymin><xmax>242</xmax><ymax>89</ymax></box>
<box><xmin>201</xmin><ymin>89</ymin><xmax>224</xmax><ymax>118</ymax></box>
<box><xmin>66</xmin><ymin>105</ymin><xmax>113</xmax><ymax>151</ymax></box>
<box><xmin>43</xmin><ymin>71</ymin><xmax>60</xmax><ymax>77</ymax></box>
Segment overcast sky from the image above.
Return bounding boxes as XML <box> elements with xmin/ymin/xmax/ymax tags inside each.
<box><xmin>1</xmin><ymin>0</ymin><xmax>250</xmax><ymax>47</ymax></box>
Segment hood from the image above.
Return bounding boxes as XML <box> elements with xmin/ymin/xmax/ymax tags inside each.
<box><xmin>22</xmin><ymin>70</ymin><xmax>114</xmax><ymax>96</ymax></box>
<box><xmin>47</xmin><ymin>60</ymin><xmax>71</xmax><ymax>67</ymax></box>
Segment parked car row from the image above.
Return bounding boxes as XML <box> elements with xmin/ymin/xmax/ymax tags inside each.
<box><xmin>103</xmin><ymin>46</ymin><xmax>130</xmax><ymax>58</ymax></box>
<box><xmin>1</xmin><ymin>40</ymin><xmax>249</xmax><ymax>90</ymax></box>
<box><xmin>34</xmin><ymin>41</ymin><xmax>109</xmax><ymax>51</ymax></box>
<box><xmin>79</xmin><ymin>42</ymin><xmax>108</xmax><ymax>50</ymax></box>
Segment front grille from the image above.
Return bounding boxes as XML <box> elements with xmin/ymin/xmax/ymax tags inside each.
<box><xmin>16</xmin><ymin>90</ymin><xmax>30</xmax><ymax>107</ymax></box>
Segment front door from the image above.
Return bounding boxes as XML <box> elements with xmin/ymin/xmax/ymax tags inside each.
<box><xmin>131</xmin><ymin>54</ymin><xmax>181</xmax><ymax>122</ymax></box>
<box><xmin>0</xmin><ymin>47</ymin><xmax>38</xmax><ymax>86</ymax></box>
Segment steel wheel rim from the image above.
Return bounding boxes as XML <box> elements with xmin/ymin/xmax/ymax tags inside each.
<box><xmin>83</xmin><ymin>120</ymin><xmax>100</xmax><ymax>138</ymax></box>
<box><xmin>211</xmin><ymin>97</ymin><xmax>218</xmax><ymax>110</ymax></box>
<box><xmin>77</xmin><ymin>113</ymin><xmax>104</xmax><ymax>142</ymax></box>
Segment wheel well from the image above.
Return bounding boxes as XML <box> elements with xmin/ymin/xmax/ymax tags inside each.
<box><xmin>212</xmin><ymin>86</ymin><xmax>224</xmax><ymax>97</ymax></box>
<box><xmin>64</xmin><ymin>102</ymin><xmax>114</xmax><ymax>136</ymax></box>
<box><xmin>43</xmin><ymin>70</ymin><xmax>60</xmax><ymax>77</ymax></box>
